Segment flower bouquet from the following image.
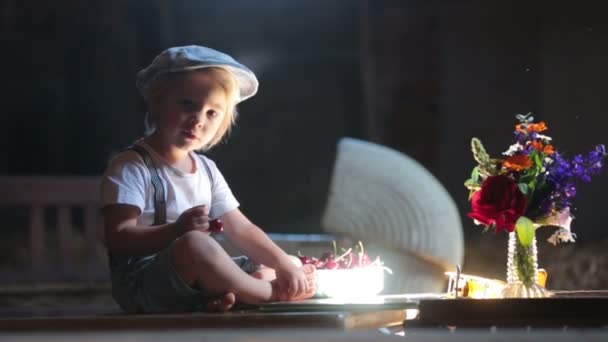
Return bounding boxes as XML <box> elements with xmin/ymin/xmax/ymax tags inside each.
<box><xmin>464</xmin><ymin>113</ymin><xmax>606</xmax><ymax>297</ymax></box>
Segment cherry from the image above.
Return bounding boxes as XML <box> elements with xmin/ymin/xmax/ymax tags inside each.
<box><xmin>320</xmin><ymin>252</ymin><xmax>334</xmax><ymax>262</ymax></box>
<box><xmin>209</xmin><ymin>219</ymin><xmax>224</xmax><ymax>233</ymax></box>
<box><xmin>339</xmin><ymin>256</ymin><xmax>352</xmax><ymax>269</ymax></box>
<box><xmin>350</xmin><ymin>253</ymin><xmax>371</xmax><ymax>268</ymax></box>
<box><xmin>298</xmin><ymin>256</ymin><xmax>310</xmax><ymax>264</ymax></box>
<box><xmin>313</xmin><ymin>242</ymin><xmax>379</xmax><ymax>270</ymax></box>
<box><xmin>298</xmin><ymin>255</ymin><xmax>318</xmax><ymax>265</ymax></box>
<box><xmin>348</xmin><ymin>252</ymin><xmax>360</xmax><ymax>268</ymax></box>
<box><xmin>359</xmin><ymin>253</ymin><xmax>372</xmax><ymax>266</ymax></box>
<box><xmin>325</xmin><ymin>260</ymin><xmax>339</xmax><ymax>269</ymax></box>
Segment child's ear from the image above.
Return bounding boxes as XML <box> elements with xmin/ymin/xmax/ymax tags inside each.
<box><xmin>143</xmin><ymin>112</ymin><xmax>156</xmax><ymax>136</ymax></box>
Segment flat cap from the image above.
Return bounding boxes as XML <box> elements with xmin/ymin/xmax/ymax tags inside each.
<box><xmin>136</xmin><ymin>45</ymin><xmax>258</xmax><ymax>103</ymax></box>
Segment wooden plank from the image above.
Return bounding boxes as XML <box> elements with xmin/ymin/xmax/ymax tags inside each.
<box><xmin>343</xmin><ymin>309</ymin><xmax>405</xmax><ymax>330</ymax></box>
<box><xmin>409</xmin><ymin>297</ymin><xmax>608</xmax><ymax>328</ymax></box>
<box><xmin>84</xmin><ymin>205</ymin><xmax>100</xmax><ymax>261</ymax></box>
<box><xmin>3</xmin><ymin>328</ymin><xmax>608</xmax><ymax>342</ymax></box>
<box><xmin>0</xmin><ymin>310</ymin><xmax>402</xmax><ymax>331</ymax></box>
<box><xmin>30</xmin><ymin>205</ymin><xmax>45</xmax><ymax>269</ymax></box>
<box><xmin>0</xmin><ymin>176</ymin><xmax>100</xmax><ymax>205</ymax></box>
<box><xmin>58</xmin><ymin>205</ymin><xmax>72</xmax><ymax>266</ymax></box>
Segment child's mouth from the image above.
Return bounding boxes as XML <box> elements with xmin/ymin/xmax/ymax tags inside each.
<box><xmin>183</xmin><ymin>131</ymin><xmax>198</xmax><ymax>140</ymax></box>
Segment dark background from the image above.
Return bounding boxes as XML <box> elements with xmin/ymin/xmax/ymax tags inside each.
<box><xmin>2</xmin><ymin>0</ymin><xmax>607</xmax><ymax>243</ymax></box>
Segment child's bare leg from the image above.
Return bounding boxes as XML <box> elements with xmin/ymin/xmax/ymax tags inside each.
<box><xmin>250</xmin><ymin>267</ymin><xmax>275</xmax><ymax>281</ymax></box>
<box><xmin>250</xmin><ymin>255</ymin><xmax>303</xmax><ymax>281</ymax></box>
<box><xmin>171</xmin><ymin>231</ymin><xmax>278</xmax><ymax>304</ymax></box>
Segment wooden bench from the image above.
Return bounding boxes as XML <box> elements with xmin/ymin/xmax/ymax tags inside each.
<box><xmin>0</xmin><ymin>176</ymin><xmax>105</xmax><ymax>283</ymax></box>
<box><xmin>0</xmin><ymin>176</ymin><xmax>337</xmax><ymax>285</ymax></box>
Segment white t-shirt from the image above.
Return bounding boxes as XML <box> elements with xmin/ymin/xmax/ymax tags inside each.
<box><xmin>100</xmin><ymin>140</ymin><xmax>239</xmax><ymax>226</ymax></box>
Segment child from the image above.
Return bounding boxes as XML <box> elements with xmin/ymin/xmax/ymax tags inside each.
<box><xmin>100</xmin><ymin>45</ymin><xmax>316</xmax><ymax>313</ymax></box>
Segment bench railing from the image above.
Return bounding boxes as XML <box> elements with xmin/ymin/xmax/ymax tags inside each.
<box><xmin>0</xmin><ymin>176</ymin><xmax>106</xmax><ymax>283</ymax></box>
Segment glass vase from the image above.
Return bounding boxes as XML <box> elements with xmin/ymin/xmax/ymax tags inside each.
<box><xmin>501</xmin><ymin>232</ymin><xmax>551</xmax><ymax>298</ymax></box>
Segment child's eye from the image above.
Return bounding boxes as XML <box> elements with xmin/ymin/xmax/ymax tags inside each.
<box><xmin>207</xmin><ymin>110</ymin><xmax>219</xmax><ymax>118</ymax></box>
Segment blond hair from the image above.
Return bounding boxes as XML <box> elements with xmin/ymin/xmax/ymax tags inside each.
<box><xmin>143</xmin><ymin>67</ymin><xmax>239</xmax><ymax>151</ymax></box>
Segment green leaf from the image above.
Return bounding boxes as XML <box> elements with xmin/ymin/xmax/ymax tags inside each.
<box><xmin>471</xmin><ymin>138</ymin><xmax>491</xmax><ymax>166</ymax></box>
<box><xmin>471</xmin><ymin>166</ymin><xmax>480</xmax><ymax>182</ymax></box>
<box><xmin>464</xmin><ymin>179</ymin><xmax>478</xmax><ymax>188</ymax></box>
<box><xmin>528</xmin><ymin>179</ymin><xmax>536</xmax><ymax>192</ymax></box>
<box><xmin>516</xmin><ymin>113</ymin><xmax>534</xmax><ymax>123</ymax></box>
<box><xmin>533</xmin><ymin>150</ymin><xmax>543</xmax><ymax>168</ymax></box>
<box><xmin>518</xmin><ymin>183</ymin><xmax>528</xmax><ymax>195</ymax></box>
<box><xmin>484</xmin><ymin>222</ymin><xmax>496</xmax><ymax>234</ymax></box>
<box><xmin>515</xmin><ymin>216</ymin><xmax>535</xmax><ymax>247</ymax></box>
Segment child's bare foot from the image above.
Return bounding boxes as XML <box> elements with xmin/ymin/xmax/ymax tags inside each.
<box><xmin>269</xmin><ymin>264</ymin><xmax>317</xmax><ymax>302</ymax></box>
<box><xmin>293</xmin><ymin>264</ymin><xmax>317</xmax><ymax>300</ymax></box>
<box><xmin>206</xmin><ymin>292</ymin><xmax>236</xmax><ymax>312</ymax></box>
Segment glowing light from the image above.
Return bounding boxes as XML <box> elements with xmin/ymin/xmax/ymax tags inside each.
<box><xmin>445</xmin><ymin>271</ymin><xmax>506</xmax><ymax>299</ymax></box>
<box><xmin>315</xmin><ymin>266</ymin><xmax>384</xmax><ymax>299</ymax></box>
<box><xmin>445</xmin><ymin>269</ymin><xmax>548</xmax><ymax>299</ymax></box>
<box><xmin>405</xmin><ymin>309</ymin><xmax>419</xmax><ymax>320</ymax></box>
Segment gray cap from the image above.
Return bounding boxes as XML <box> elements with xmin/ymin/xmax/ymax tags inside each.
<box><xmin>136</xmin><ymin>45</ymin><xmax>259</xmax><ymax>103</ymax></box>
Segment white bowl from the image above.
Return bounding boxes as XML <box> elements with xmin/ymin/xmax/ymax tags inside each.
<box><xmin>315</xmin><ymin>266</ymin><xmax>385</xmax><ymax>298</ymax></box>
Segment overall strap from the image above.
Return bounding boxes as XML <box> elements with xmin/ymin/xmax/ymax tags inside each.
<box><xmin>196</xmin><ymin>153</ymin><xmax>214</xmax><ymax>185</ymax></box>
<box><xmin>127</xmin><ymin>146</ymin><xmax>215</xmax><ymax>226</ymax></box>
<box><xmin>129</xmin><ymin>145</ymin><xmax>167</xmax><ymax>225</ymax></box>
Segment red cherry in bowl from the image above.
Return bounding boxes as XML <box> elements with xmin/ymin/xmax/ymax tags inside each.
<box><xmin>325</xmin><ymin>260</ymin><xmax>339</xmax><ymax>269</ymax></box>
<box><xmin>298</xmin><ymin>256</ymin><xmax>319</xmax><ymax>265</ymax></box>
<box><xmin>359</xmin><ymin>253</ymin><xmax>372</xmax><ymax>266</ymax></box>
<box><xmin>209</xmin><ymin>219</ymin><xmax>224</xmax><ymax>233</ymax></box>
<box><xmin>298</xmin><ymin>256</ymin><xmax>311</xmax><ymax>264</ymax></box>
<box><xmin>320</xmin><ymin>252</ymin><xmax>334</xmax><ymax>262</ymax></box>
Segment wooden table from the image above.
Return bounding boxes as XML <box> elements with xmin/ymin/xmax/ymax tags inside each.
<box><xmin>0</xmin><ymin>296</ymin><xmax>417</xmax><ymax>332</ymax></box>
<box><xmin>406</xmin><ymin>290</ymin><xmax>608</xmax><ymax>329</ymax></box>
<box><xmin>0</xmin><ymin>310</ymin><xmax>407</xmax><ymax>332</ymax></box>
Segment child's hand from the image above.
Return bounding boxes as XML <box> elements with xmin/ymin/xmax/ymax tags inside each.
<box><xmin>274</xmin><ymin>262</ymin><xmax>316</xmax><ymax>301</ymax></box>
<box><xmin>175</xmin><ymin>205</ymin><xmax>210</xmax><ymax>234</ymax></box>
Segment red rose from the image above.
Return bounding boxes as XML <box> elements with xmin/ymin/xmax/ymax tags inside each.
<box><xmin>468</xmin><ymin>175</ymin><xmax>527</xmax><ymax>233</ymax></box>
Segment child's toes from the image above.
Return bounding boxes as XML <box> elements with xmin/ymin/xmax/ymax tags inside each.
<box><xmin>302</xmin><ymin>264</ymin><xmax>316</xmax><ymax>274</ymax></box>
<box><xmin>206</xmin><ymin>292</ymin><xmax>236</xmax><ymax>312</ymax></box>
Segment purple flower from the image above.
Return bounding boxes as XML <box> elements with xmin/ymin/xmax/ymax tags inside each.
<box><xmin>564</xmin><ymin>183</ymin><xmax>577</xmax><ymax>198</ymax></box>
<box><xmin>513</xmin><ymin>131</ymin><xmax>528</xmax><ymax>146</ymax></box>
<box><xmin>571</xmin><ymin>144</ymin><xmax>606</xmax><ymax>183</ymax></box>
<box><xmin>541</xmin><ymin>145</ymin><xmax>607</xmax><ymax>214</ymax></box>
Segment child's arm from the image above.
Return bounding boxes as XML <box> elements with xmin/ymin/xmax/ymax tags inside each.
<box><xmin>104</xmin><ymin>203</ymin><xmax>210</xmax><ymax>256</ymax></box>
<box><xmin>220</xmin><ymin>208</ymin><xmax>311</xmax><ymax>299</ymax></box>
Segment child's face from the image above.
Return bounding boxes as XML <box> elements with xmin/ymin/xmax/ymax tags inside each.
<box><xmin>151</xmin><ymin>70</ymin><xmax>228</xmax><ymax>151</ymax></box>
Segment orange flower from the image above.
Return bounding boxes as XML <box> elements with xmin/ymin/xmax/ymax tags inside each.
<box><xmin>531</xmin><ymin>140</ymin><xmax>544</xmax><ymax>151</ymax></box>
<box><xmin>503</xmin><ymin>154</ymin><xmax>533</xmax><ymax>171</ymax></box>
<box><xmin>530</xmin><ymin>140</ymin><xmax>555</xmax><ymax>155</ymax></box>
<box><xmin>515</xmin><ymin>121</ymin><xmax>548</xmax><ymax>134</ymax></box>
<box><xmin>528</xmin><ymin>121</ymin><xmax>548</xmax><ymax>133</ymax></box>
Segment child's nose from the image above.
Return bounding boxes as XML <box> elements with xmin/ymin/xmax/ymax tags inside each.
<box><xmin>192</xmin><ymin>111</ymin><xmax>206</xmax><ymax>126</ymax></box>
